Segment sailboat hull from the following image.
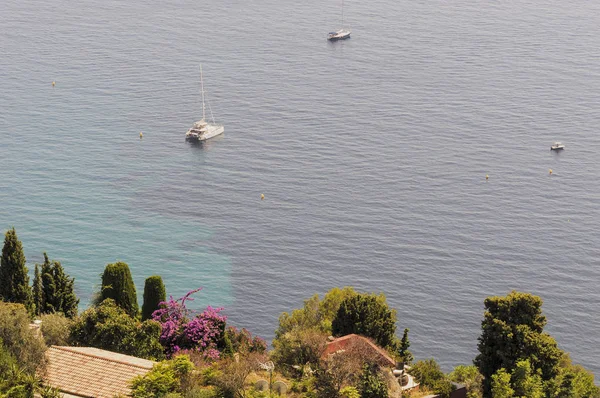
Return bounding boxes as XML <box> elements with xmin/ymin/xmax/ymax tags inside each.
<box><xmin>327</xmin><ymin>30</ymin><xmax>351</xmax><ymax>41</ymax></box>
<box><xmin>185</xmin><ymin>124</ymin><xmax>224</xmax><ymax>141</ymax></box>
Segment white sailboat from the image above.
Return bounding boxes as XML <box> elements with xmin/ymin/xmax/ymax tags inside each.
<box><xmin>185</xmin><ymin>65</ymin><xmax>224</xmax><ymax>141</ymax></box>
<box><xmin>328</xmin><ymin>0</ymin><xmax>351</xmax><ymax>41</ymax></box>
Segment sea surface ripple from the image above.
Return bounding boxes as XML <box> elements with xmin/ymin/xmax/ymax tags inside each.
<box><xmin>1</xmin><ymin>0</ymin><xmax>600</xmax><ymax>373</ymax></box>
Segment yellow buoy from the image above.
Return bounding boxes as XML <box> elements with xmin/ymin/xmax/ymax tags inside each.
<box><xmin>139</xmin><ymin>132</ymin><xmax>143</xmax><ymax>139</ymax></box>
<box><xmin>486</xmin><ymin>174</ymin><xmax>489</xmax><ymax>180</ymax></box>
<box><xmin>52</xmin><ymin>81</ymin><xmax>55</xmax><ymax>87</ymax></box>
<box><xmin>549</xmin><ymin>169</ymin><xmax>553</xmax><ymax>175</ymax></box>
<box><xmin>260</xmin><ymin>194</ymin><xmax>265</xmax><ymax>200</ymax></box>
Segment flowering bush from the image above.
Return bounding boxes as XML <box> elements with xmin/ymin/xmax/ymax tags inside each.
<box><xmin>152</xmin><ymin>288</ymin><xmax>227</xmax><ymax>358</ymax></box>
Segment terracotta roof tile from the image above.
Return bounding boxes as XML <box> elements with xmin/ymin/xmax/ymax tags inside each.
<box><xmin>45</xmin><ymin>346</ymin><xmax>156</xmax><ymax>398</ymax></box>
<box><xmin>322</xmin><ymin>334</ymin><xmax>396</xmax><ymax>368</ymax></box>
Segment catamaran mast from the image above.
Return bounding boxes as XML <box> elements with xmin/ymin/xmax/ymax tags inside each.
<box><xmin>201</xmin><ymin>65</ymin><xmax>206</xmax><ymax>121</ymax></box>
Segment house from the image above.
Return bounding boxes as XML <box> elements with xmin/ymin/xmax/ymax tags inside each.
<box><xmin>44</xmin><ymin>346</ymin><xmax>156</xmax><ymax>398</ymax></box>
<box><xmin>322</xmin><ymin>334</ymin><xmax>397</xmax><ymax>368</ymax></box>
<box><xmin>322</xmin><ymin>334</ymin><xmax>419</xmax><ymax>394</ymax></box>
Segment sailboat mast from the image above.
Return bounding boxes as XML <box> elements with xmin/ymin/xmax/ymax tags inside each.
<box><xmin>201</xmin><ymin>65</ymin><xmax>206</xmax><ymax>121</ymax></box>
<box><xmin>341</xmin><ymin>0</ymin><xmax>344</xmax><ymax>29</ymax></box>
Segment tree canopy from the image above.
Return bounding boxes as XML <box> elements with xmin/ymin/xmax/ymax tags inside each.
<box><xmin>475</xmin><ymin>291</ymin><xmax>562</xmax><ymax>394</ymax></box>
<box><xmin>331</xmin><ymin>292</ymin><xmax>397</xmax><ymax>349</ymax></box>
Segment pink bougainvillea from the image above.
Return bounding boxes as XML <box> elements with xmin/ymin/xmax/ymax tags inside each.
<box><xmin>152</xmin><ymin>288</ymin><xmax>227</xmax><ymax>358</ymax></box>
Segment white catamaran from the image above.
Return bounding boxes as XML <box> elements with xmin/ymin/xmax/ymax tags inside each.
<box><xmin>185</xmin><ymin>65</ymin><xmax>224</xmax><ymax>142</ymax></box>
<box><xmin>328</xmin><ymin>0</ymin><xmax>351</xmax><ymax>41</ymax></box>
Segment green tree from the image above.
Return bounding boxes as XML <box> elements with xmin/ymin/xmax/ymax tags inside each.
<box><xmin>275</xmin><ymin>287</ymin><xmax>358</xmax><ymax>339</ymax></box>
<box><xmin>398</xmin><ymin>328</ymin><xmax>413</xmax><ymax>363</ymax></box>
<box><xmin>358</xmin><ymin>364</ymin><xmax>388</xmax><ymax>398</ymax></box>
<box><xmin>434</xmin><ymin>379</ymin><xmax>457</xmax><ymax>398</ymax></box>
<box><xmin>0</xmin><ymin>228</ymin><xmax>33</xmax><ymax>314</ymax></box>
<box><xmin>131</xmin><ymin>355</ymin><xmax>195</xmax><ymax>398</ymax></box>
<box><xmin>511</xmin><ymin>359</ymin><xmax>542</xmax><ymax>398</ymax></box>
<box><xmin>100</xmin><ymin>261</ymin><xmax>138</xmax><ymax>317</ymax></box>
<box><xmin>491</xmin><ymin>369</ymin><xmax>513</xmax><ymax>398</ymax></box>
<box><xmin>409</xmin><ymin>359</ymin><xmax>445</xmax><ymax>390</ymax></box>
<box><xmin>449</xmin><ymin>365</ymin><xmax>483</xmax><ymax>398</ymax></box>
<box><xmin>40</xmin><ymin>313</ymin><xmax>74</xmax><ymax>346</ymax></box>
<box><xmin>331</xmin><ymin>292</ymin><xmax>397</xmax><ymax>348</ymax></box>
<box><xmin>474</xmin><ymin>291</ymin><xmax>562</xmax><ymax>394</ymax></box>
<box><xmin>39</xmin><ymin>253</ymin><xmax>79</xmax><ymax>318</ymax></box>
<box><xmin>70</xmin><ymin>299</ymin><xmax>163</xmax><ymax>360</ymax></box>
<box><xmin>32</xmin><ymin>264</ymin><xmax>42</xmax><ymax>316</ymax></box>
<box><xmin>0</xmin><ymin>302</ymin><xmax>47</xmax><ymax>374</ymax></box>
<box><xmin>271</xmin><ymin>328</ymin><xmax>328</xmax><ymax>376</ymax></box>
<box><xmin>545</xmin><ymin>364</ymin><xmax>600</xmax><ymax>398</ymax></box>
<box><xmin>142</xmin><ymin>275</ymin><xmax>166</xmax><ymax>321</ymax></box>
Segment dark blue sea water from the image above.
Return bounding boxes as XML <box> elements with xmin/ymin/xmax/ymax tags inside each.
<box><xmin>2</xmin><ymin>0</ymin><xmax>600</xmax><ymax>373</ymax></box>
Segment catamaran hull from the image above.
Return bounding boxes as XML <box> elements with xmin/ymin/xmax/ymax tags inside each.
<box><xmin>186</xmin><ymin>126</ymin><xmax>224</xmax><ymax>142</ymax></box>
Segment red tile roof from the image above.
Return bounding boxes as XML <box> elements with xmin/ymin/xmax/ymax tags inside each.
<box><xmin>45</xmin><ymin>346</ymin><xmax>156</xmax><ymax>398</ymax></box>
<box><xmin>322</xmin><ymin>334</ymin><xmax>396</xmax><ymax>368</ymax></box>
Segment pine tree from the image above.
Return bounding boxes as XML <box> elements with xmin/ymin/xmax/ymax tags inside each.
<box><xmin>0</xmin><ymin>228</ymin><xmax>33</xmax><ymax>314</ymax></box>
<box><xmin>141</xmin><ymin>275</ymin><xmax>166</xmax><ymax>321</ymax></box>
<box><xmin>32</xmin><ymin>264</ymin><xmax>43</xmax><ymax>316</ymax></box>
<box><xmin>100</xmin><ymin>262</ymin><xmax>138</xmax><ymax>317</ymax></box>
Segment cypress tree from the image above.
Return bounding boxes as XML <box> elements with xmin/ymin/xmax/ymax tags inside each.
<box><xmin>398</xmin><ymin>328</ymin><xmax>413</xmax><ymax>364</ymax></box>
<box><xmin>0</xmin><ymin>228</ymin><xmax>33</xmax><ymax>314</ymax></box>
<box><xmin>32</xmin><ymin>264</ymin><xmax>43</xmax><ymax>316</ymax></box>
<box><xmin>100</xmin><ymin>262</ymin><xmax>138</xmax><ymax>317</ymax></box>
<box><xmin>141</xmin><ymin>275</ymin><xmax>166</xmax><ymax>321</ymax></box>
<box><xmin>40</xmin><ymin>253</ymin><xmax>54</xmax><ymax>312</ymax></box>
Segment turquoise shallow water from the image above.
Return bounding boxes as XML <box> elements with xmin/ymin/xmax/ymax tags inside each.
<box><xmin>2</xmin><ymin>0</ymin><xmax>600</xmax><ymax>373</ymax></box>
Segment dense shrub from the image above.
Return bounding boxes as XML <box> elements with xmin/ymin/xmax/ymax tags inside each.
<box><xmin>152</xmin><ymin>289</ymin><xmax>227</xmax><ymax>358</ymax></box>
<box><xmin>358</xmin><ymin>364</ymin><xmax>388</xmax><ymax>398</ymax></box>
<box><xmin>70</xmin><ymin>299</ymin><xmax>164</xmax><ymax>360</ymax></box>
<box><xmin>0</xmin><ymin>302</ymin><xmax>46</xmax><ymax>374</ymax></box>
<box><xmin>408</xmin><ymin>359</ymin><xmax>445</xmax><ymax>390</ymax></box>
<box><xmin>130</xmin><ymin>355</ymin><xmax>195</xmax><ymax>398</ymax></box>
<box><xmin>41</xmin><ymin>313</ymin><xmax>74</xmax><ymax>346</ymax></box>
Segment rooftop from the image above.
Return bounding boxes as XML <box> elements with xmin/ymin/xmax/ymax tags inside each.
<box><xmin>45</xmin><ymin>346</ymin><xmax>156</xmax><ymax>398</ymax></box>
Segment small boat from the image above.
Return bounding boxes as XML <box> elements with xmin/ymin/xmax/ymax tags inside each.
<box><xmin>328</xmin><ymin>0</ymin><xmax>351</xmax><ymax>41</ymax></box>
<box><xmin>186</xmin><ymin>65</ymin><xmax>224</xmax><ymax>142</ymax></box>
<box><xmin>551</xmin><ymin>142</ymin><xmax>565</xmax><ymax>150</ymax></box>
<box><xmin>328</xmin><ymin>29</ymin><xmax>351</xmax><ymax>41</ymax></box>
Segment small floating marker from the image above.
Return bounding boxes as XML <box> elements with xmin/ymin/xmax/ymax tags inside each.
<box><xmin>549</xmin><ymin>169</ymin><xmax>553</xmax><ymax>175</ymax></box>
<box><xmin>51</xmin><ymin>81</ymin><xmax>55</xmax><ymax>87</ymax></box>
<box><xmin>139</xmin><ymin>132</ymin><xmax>143</xmax><ymax>139</ymax></box>
<box><xmin>486</xmin><ymin>174</ymin><xmax>489</xmax><ymax>180</ymax></box>
<box><xmin>260</xmin><ymin>194</ymin><xmax>265</xmax><ymax>200</ymax></box>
